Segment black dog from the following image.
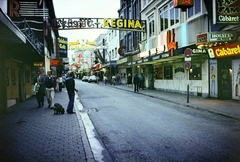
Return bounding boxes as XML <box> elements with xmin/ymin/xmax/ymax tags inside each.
<box><xmin>53</xmin><ymin>103</ymin><xmax>65</xmax><ymax>114</ymax></box>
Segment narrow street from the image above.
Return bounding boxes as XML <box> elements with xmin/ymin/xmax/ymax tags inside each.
<box><xmin>76</xmin><ymin>80</ymin><xmax>240</xmax><ymax>162</ymax></box>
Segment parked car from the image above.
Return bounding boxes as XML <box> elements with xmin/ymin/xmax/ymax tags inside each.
<box><xmin>82</xmin><ymin>76</ymin><xmax>89</xmax><ymax>82</ymax></box>
<box><xmin>88</xmin><ymin>75</ymin><xmax>97</xmax><ymax>83</ymax></box>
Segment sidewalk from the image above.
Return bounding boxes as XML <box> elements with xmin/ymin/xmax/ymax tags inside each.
<box><xmin>109</xmin><ymin>83</ymin><xmax>240</xmax><ymax>121</ymax></box>
<box><xmin>0</xmin><ymin>90</ymin><xmax>94</xmax><ymax>162</ymax></box>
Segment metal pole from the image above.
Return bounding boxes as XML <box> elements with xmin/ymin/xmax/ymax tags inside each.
<box><xmin>187</xmin><ymin>84</ymin><xmax>189</xmax><ymax>103</ymax></box>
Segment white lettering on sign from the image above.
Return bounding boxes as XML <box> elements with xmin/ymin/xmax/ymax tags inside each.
<box><xmin>192</xmin><ymin>49</ymin><xmax>207</xmax><ymax>54</ymax></box>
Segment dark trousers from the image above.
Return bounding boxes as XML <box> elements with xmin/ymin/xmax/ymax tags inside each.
<box><xmin>134</xmin><ymin>83</ymin><xmax>139</xmax><ymax>92</ymax></box>
<box><xmin>139</xmin><ymin>81</ymin><xmax>144</xmax><ymax>89</ymax></box>
<box><xmin>67</xmin><ymin>92</ymin><xmax>75</xmax><ymax>113</ymax></box>
<box><xmin>36</xmin><ymin>90</ymin><xmax>44</xmax><ymax>106</ymax></box>
<box><xmin>59</xmin><ymin>83</ymin><xmax>62</xmax><ymax>92</ymax></box>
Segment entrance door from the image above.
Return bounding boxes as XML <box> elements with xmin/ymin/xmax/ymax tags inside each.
<box><xmin>18</xmin><ymin>66</ymin><xmax>26</xmax><ymax>102</ymax></box>
<box><xmin>218</xmin><ymin>60</ymin><xmax>232</xmax><ymax>99</ymax></box>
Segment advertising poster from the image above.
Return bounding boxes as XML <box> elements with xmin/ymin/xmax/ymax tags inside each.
<box><xmin>232</xmin><ymin>59</ymin><xmax>240</xmax><ymax>100</ymax></box>
<box><xmin>210</xmin><ymin>59</ymin><xmax>218</xmax><ymax>98</ymax></box>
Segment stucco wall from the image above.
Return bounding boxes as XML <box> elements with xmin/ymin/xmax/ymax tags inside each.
<box><xmin>154</xmin><ymin>60</ymin><xmax>209</xmax><ymax>97</ymax></box>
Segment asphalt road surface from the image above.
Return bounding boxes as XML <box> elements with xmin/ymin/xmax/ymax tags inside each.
<box><xmin>76</xmin><ymin>80</ymin><xmax>240</xmax><ymax>162</ymax></box>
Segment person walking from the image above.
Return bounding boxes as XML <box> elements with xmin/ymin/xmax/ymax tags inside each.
<box><xmin>103</xmin><ymin>75</ymin><xmax>108</xmax><ymax>85</ymax></box>
<box><xmin>139</xmin><ymin>73</ymin><xmax>145</xmax><ymax>90</ymax></box>
<box><xmin>133</xmin><ymin>73</ymin><xmax>139</xmax><ymax>92</ymax></box>
<box><xmin>66</xmin><ymin>72</ymin><xmax>78</xmax><ymax>114</ymax></box>
<box><xmin>127</xmin><ymin>73</ymin><xmax>132</xmax><ymax>87</ymax></box>
<box><xmin>57</xmin><ymin>75</ymin><xmax>63</xmax><ymax>92</ymax></box>
<box><xmin>45</xmin><ymin>70</ymin><xmax>56</xmax><ymax>109</ymax></box>
<box><xmin>33</xmin><ymin>70</ymin><xmax>45</xmax><ymax>108</ymax></box>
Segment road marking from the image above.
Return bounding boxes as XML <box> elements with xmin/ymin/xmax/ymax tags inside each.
<box><xmin>74</xmin><ymin>93</ymin><xmax>105</xmax><ymax>162</ymax></box>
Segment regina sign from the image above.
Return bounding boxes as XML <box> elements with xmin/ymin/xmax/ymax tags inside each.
<box><xmin>52</xmin><ymin>17</ymin><xmax>146</xmax><ymax>32</ymax></box>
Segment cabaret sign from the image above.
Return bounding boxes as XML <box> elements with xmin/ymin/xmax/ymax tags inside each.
<box><xmin>52</xmin><ymin>18</ymin><xmax>146</xmax><ymax>32</ymax></box>
<box><xmin>211</xmin><ymin>42</ymin><xmax>240</xmax><ymax>58</ymax></box>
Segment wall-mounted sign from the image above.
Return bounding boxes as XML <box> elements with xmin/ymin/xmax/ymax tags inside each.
<box><xmin>211</xmin><ymin>42</ymin><xmax>240</xmax><ymax>58</ymax></box>
<box><xmin>174</xmin><ymin>0</ymin><xmax>194</xmax><ymax>8</ymax></box>
<box><xmin>57</xmin><ymin>36</ymin><xmax>68</xmax><ymax>58</ymax></box>
<box><xmin>192</xmin><ymin>48</ymin><xmax>208</xmax><ymax>54</ymax></box>
<box><xmin>52</xmin><ymin>18</ymin><xmax>146</xmax><ymax>32</ymax></box>
<box><xmin>196</xmin><ymin>33</ymin><xmax>208</xmax><ymax>45</ymax></box>
<box><xmin>166</xmin><ymin>29</ymin><xmax>178</xmax><ymax>57</ymax></box>
<box><xmin>213</xmin><ymin>0</ymin><xmax>240</xmax><ymax>24</ymax></box>
<box><xmin>209</xmin><ymin>31</ymin><xmax>237</xmax><ymax>42</ymax></box>
<box><xmin>51</xmin><ymin>59</ymin><xmax>63</xmax><ymax>66</ymax></box>
<box><xmin>34</xmin><ymin>62</ymin><xmax>44</xmax><ymax>67</ymax></box>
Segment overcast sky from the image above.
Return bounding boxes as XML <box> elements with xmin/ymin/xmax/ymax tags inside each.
<box><xmin>53</xmin><ymin>0</ymin><xmax>120</xmax><ymax>42</ymax></box>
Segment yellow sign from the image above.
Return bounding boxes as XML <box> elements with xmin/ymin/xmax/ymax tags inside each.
<box><xmin>103</xmin><ymin>18</ymin><xmax>142</xmax><ymax>29</ymax></box>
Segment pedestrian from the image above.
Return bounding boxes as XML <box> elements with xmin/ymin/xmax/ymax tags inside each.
<box><xmin>66</xmin><ymin>72</ymin><xmax>78</xmax><ymax>114</ymax></box>
<box><xmin>33</xmin><ymin>70</ymin><xmax>45</xmax><ymax>108</ymax></box>
<box><xmin>127</xmin><ymin>73</ymin><xmax>132</xmax><ymax>87</ymax></box>
<box><xmin>57</xmin><ymin>75</ymin><xmax>63</xmax><ymax>92</ymax></box>
<box><xmin>133</xmin><ymin>73</ymin><xmax>139</xmax><ymax>92</ymax></box>
<box><xmin>45</xmin><ymin>70</ymin><xmax>56</xmax><ymax>109</ymax></box>
<box><xmin>139</xmin><ymin>73</ymin><xmax>145</xmax><ymax>90</ymax></box>
<box><xmin>62</xmin><ymin>74</ymin><xmax>66</xmax><ymax>88</ymax></box>
<box><xmin>103</xmin><ymin>75</ymin><xmax>108</xmax><ymax>85</ymax></box>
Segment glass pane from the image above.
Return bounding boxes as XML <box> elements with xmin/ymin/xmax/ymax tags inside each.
<box><xmin>195</xmin><ymin>0</ymin><xmax>201</xmax><ymax>14</ymax></box>
<box><xmin>170</xmin><ymin>8</ymin><xmax>174</xmax><ymax>26</ymax></box>
<box><xmin>175</xmin><ymin>8</ymin><xmax>179</xmax><ymax>23</ymax></box>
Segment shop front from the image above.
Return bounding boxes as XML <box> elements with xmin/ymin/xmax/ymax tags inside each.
<box><xmin>208</xmin><ymin>42</ymin><xmax>240</xmax><ymax>100</ymax></box>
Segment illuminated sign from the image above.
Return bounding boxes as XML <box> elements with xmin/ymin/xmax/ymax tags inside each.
<box><xmin>50</xmin><ymin>59</ymin><xmax>63</xmax><ymax>66</ymax></box>
<box><xmin>213</xmin><ymin>0</ymin><xmax>240</xmax><ymax>24</ymax></box>
<box><xmin>34</xmin><ymin>62</ymin><xmax>44</xmax><ymax>67</ymax></box>
<box><xmin>58</xmin><ymin>36</ymin><xmax>68</xmax><ymax>58</ymax></box>
<box><xmin>52</xmin><ymin>18</ymin><xmax>146</xmax><ymax>32</ymax></box>
<box><xmin>212</xmin><ymin>42</ymin><xmax>240</xmax><ymax>58</ymax></box>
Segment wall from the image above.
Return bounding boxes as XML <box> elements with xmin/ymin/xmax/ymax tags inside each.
<box><xmin>154</xmin><ymin>60</ymin><xmax>209</xmax><ymax>97</ymax></box>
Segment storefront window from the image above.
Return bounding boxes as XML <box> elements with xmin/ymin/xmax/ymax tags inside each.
<box><xmin>155</xmin><ymin>66</ymin><xmax>163</xmax><ymax>79</ymax></box>
<box><xmin>164</xmin><ymin>66</ymin><xmax>173</xmax><ymax>79</ymax></box>
<box><xmin>189</xmin><ymin>63</ymin><xmax>202</xmax><ymax>80</ymax></box>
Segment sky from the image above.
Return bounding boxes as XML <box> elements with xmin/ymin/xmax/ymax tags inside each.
<box><xmin>53</xmin><ymin>0</ymin><xmax>120</xmax><ymax>42</ymax></box>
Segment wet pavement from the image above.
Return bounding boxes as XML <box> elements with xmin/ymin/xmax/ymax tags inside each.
<box><xmin>0</xmin><ymin>82</ymin><xmax>239</xmax><ymax>162</ymax></box>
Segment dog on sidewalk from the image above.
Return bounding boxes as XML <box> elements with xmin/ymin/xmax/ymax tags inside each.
<box><xmin>53</xmin><ymin>103</ymin><xmax>65</xmax><ymax>114</ymax></box>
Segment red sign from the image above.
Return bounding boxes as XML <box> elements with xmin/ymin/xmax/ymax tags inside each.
<box><xmin>184</xmin><ymin>48</ymin><xmax>192</xmax><ymax>57</ymax></box>
<box><xmin>50</xmin><ymin>59</ymin><xmax>63</xmax><ymax>66</ymax></box>
<box><xmin>196</xmin><ymin>33</ymin><xmax>208</xmax><ymax>45</ymax></box>
<box><xmin>166</xmin><ymin>29</ymin><xmax>178</xmax><ymax>57</ymax></box>
<box><xmin>174</xmin><ymin>0</ymin><xmax>194</xmax><ymax>8</ymax></box>
<box><xmin>212</xmin><ymin>42</ymin><xmax>240</xmax><ymax>58</ymax></box>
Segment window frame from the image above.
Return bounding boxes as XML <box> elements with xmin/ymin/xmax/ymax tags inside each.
<box><xmin>189</xmin><ymin>63</ymin><xmax>202</xmax><ymax>80</ymax></box>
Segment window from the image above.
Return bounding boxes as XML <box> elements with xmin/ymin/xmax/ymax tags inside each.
<box><xmin>164</xmin><ymin>66</ymin><xmax>173</xmax><ymax>79</ymax></box>
<box><xmin>159</xmin><ymin>6</ymin><xmax>168</xmax><ymax>31</ymax></box>
<box><xmin>189</xmin><ymin>63</ymin><xmax>202</xmax><ymax>80</ymax></box>
<box><xmin>169</xmin><ymin>2</ymin><xmax>179</xmax><ymax>26</ymax></box>
<box><xmin>115</xmin><ymin>48</ymin><xmax>117</xmax><ymax>58</ymax></box>
<box><xmin>188</xmin><ymin>0</ymin><xmax>201</xmax><ymax>18</ymax></box>
<box><xmin>128</xmin><ymin>34</ymin><xmax>132</xmax><ymax>51</ymax></box>
<box><xmin>160</xmin><ymin>2</ymin><xmax>180</xmax><ymax>32</ymax></box>
<box><xmin>112</xmin><ymin>49</ymin><xmax>114</xmax><ymax>59</ymax></box>
<box><xmin>148</xmin><ymin>14</ymin><xmax>154</xmax><ymax>37</ymax></box>
<box><xmin>155</xmin><ymin>66</ymin><xmax>163</xmax><ymax>79</ymax></box>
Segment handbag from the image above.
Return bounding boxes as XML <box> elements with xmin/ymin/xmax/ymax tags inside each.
<box><xmin>34</xmin><ymin>83</ymin><xmax>40</xmax><ymax>92</ymax></box>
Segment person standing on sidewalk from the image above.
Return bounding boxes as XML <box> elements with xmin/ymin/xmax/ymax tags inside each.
<box><xmin>45</xmin><ymin>70</ymin><xmax>56</xmax><ymax>109</ymax></box>
<box><xmin>133</xmin><ymin>73</ymin><xmax>139</xmax><ymax>92</ymax></box>
<box><xmin>66</xmin><ymin>72</ymin><xmax>78</xmax><ymax>114</ymax></box>
<box><xmin>33</xmin><ymin>70</ymin><xmax>45</xmax><ymax>108</ymax></box>
<box><xmin>139</xmin><ymin>73</ymin><xmax>145</xmax><ymax>90</ymax></box>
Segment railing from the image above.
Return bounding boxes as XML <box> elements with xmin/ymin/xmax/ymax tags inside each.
<box><xmin>15</xmin><ymin>19</ymin><xmax>43</xmax><ymax>56</ymax></box>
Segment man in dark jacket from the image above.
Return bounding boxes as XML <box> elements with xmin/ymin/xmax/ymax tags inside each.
<box><xmin>133</xmin><ymin>73</ymin><xmax>139</xmax><ymax>92</ymax></box>
<box><xmin>34</xmin><ymin>70</ymin><xmax>45</xmax><ymax>108</ymax></box>
<box><xmin>66</xmin><ymin>72</ymin><xmax>78</xmax><ymax>114</ymax></box>
<box><xmin>45</xmin><ymin>70</ymin><xmax>56</xmax><ymax>109</ymax></box>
